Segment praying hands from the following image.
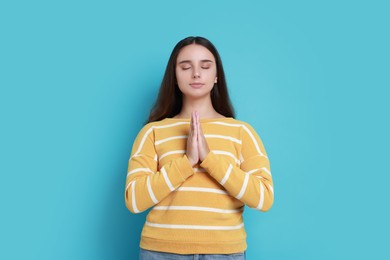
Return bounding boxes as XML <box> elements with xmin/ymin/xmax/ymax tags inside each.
<box><xmin>186</xmin><ymin>111</ymin><xmax>210</xmax><ymax>166</ymax></box>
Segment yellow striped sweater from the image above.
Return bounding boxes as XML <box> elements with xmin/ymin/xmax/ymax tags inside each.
<box><xmin>124</xmin><ymin>117</ymin><xmax>274</xmax><ymax>254</ymax></box>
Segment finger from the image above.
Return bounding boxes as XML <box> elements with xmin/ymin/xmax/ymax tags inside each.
<box><xmin>197</xmin><ymin>111</ymin><xmax>203</xmax><ymax>135</ymax></box>
<box><xmin>194</xmin><ymin>111</ymin><xmax>198</xmax><ymax>139</ymax></box>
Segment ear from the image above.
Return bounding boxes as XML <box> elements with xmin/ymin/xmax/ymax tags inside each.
<box><xmin>214</xmin><ymin>77</ymin><xmax>218</xmax><ymax>83</ymax></box>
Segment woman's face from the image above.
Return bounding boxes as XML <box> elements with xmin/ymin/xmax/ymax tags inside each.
<box><xmin>175</xmin><ymin>44</ymin><xmax>218</xmax><ymax>100</ymax></box>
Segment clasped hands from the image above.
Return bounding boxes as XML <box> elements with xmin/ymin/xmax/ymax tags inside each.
<box><xmin>187</xmin><ymin>111</ymin><xmax>210</xmax><ymax>167</ymax></box>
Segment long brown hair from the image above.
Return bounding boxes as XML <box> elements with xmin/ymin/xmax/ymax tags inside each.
<box><xmin>147</xmin><ymin>36</ymin><xmax>235</xmax><ymax>123</ymax></box>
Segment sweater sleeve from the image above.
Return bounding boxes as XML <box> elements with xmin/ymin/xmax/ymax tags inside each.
<box><xmin>200</xmin><ymin>122</ymin><xmax>274</xmax><ymax>212</ymax></box>
<box><xmin>124</xmin><ymin>124</ymin><xmax>195</xmax><ymax>213</ymax></box>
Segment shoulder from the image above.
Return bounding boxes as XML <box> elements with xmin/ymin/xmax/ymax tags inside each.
<box><xmin>134</xmin><ymin>120</ymin><xmax>162</xmax><ymax>139</ymax></box>
<box><xmin>137</xmin><ymin>118</ymin><xmax>186</xmax><ymax>135</ymax></box>
<box><xmin>139</xmin><ymin>119</ymin><xmax>171</xmax><ymax>130</ymax></box>
<box><xmin>226</xmin><ymin>118</ymin><xmax>264</xmax><ymax>139</ymax></box>
<box><xmin>227</xmin><ymin>118</ymin><xmax>258</xmax><ymax>131</ymax></box>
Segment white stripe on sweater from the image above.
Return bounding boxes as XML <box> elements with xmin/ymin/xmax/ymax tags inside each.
<box><xmin>247</xmin><ymin>167</ymin><xmax>271</xmax><ymax>176</ymax></box>
<box><xmin>127</xmin><ymin>167</ymin><xmax>154</xmax><ymax>177</ymax></box>
<box><xmin>131</xmin><ymin>181</ymin><xmax>139</xmax><ymax>213</ymax></box>
<box><xmin>257</xmin><ymin>181</ymin><xmax>265</xmax><ymax>210</ymax></box>
<box><xmin>129</xmin><ymin>154</ymin><xmax>157</xmax><ymax>161</ymax></box>
<box><xmin>268</xmin><ymin>184</ymin><xmax>274</xmax><ymax>195</ymax></box>
<box><xmin>262</xmin><ymin>167</ymin><xmax>272</xmax><ymax>176</ymax></box>
<box><xmin>220</xmin><ymin>164</ymin><xmax>233</xmax><ymax>185</ymax></box>
<box><xmin>146</xmin><ymin>176</ymin><xmax>158</xmax><ymax>204</ymax></box>
<box><xmin>155</xmin><ymin>135</ymin><xmax>188</xmax><ymax>146</ymax></box>
<box><xmin>176</xmin><ymin>187</ymin><xmax>228</xmax><ymax>195</ymax></box>
<box><xmin>204</xmin><ymin>134</ymin><xmax>242</xmax><ymax>144</ymax></box>
<box><xmin>159</xmin><ymin>150</ymin><xmax>185</xmax><ymax>161</ymax></box>
<box><xmin>156</xmin><ymin>122</ymin><xmax>189</xmax><ymax>129</ymax></box>
<box><xmin>212</xmin><ymin>150</ymin><xmax>240</xmax><ymax>164</ymax></box>
<box><xmin>153</xmin><ymin>206</ymin><xmax>243</xmax><ymax>214</ymax></box>
<box><xmin>125</xmin><ymin>180</ymin><xmax>134</xmax><ymax>191</ymax></box>
<box><xmin>236</xmin><ymin>173</ymin><xmax>249</xmax><ymax>199</ymax></box>
<box><xmin>145</xmin><ymin>221</ymin><xmax>244</xmax><ymax>230</ymax></box>
<box><xmin>247</xmin><ymin>168</ymin><xmax>260</xmax><ymax>175</ymax></box>
<box><xmin>161</xmin><ymin>167</ymin><xmax>174</xmax><ymax>191</ymax></box>
<box><xmin>208</xmin><ymin>121</ymin><xmax>243</xmax><ymax>127</ymax></box>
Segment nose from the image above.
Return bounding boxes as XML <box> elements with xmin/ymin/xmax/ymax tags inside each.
<box><xmin>192</xmin><ymin>68</ymin><xmax>200</xmax><ymax>78</ymax></box>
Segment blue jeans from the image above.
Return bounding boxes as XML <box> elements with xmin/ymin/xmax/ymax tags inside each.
<box><xmin>139</xmin><ymin>248</ymin><xmax>246</xmax><ymax>260</ymax></box>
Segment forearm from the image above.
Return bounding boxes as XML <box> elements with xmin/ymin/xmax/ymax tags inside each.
<box><xmin>125</xmin><ymin>155</ymin><xmax>194</xmax><ymax>213</ymax></box>
<box><xmin>200</xmin><ymin>151</ymin><xmax>274</xmax><ymax>211</ymax></box>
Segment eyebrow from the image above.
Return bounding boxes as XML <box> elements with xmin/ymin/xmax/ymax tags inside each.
<box><xmin>178</xmin><ymin>59</ymin><xmax>214</xmax><ymax>65</ymax></box>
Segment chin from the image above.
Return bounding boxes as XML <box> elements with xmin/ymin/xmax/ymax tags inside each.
<box><xmin>183</xmin><ymin>91</ymin><xmax>211</xmax><ymax>99</ymax></box>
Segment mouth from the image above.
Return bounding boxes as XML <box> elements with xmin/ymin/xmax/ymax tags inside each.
<box><xmin>190</xmin><ymin>83</ymin><xmax>204</xmax><ymax>88</ymax></box>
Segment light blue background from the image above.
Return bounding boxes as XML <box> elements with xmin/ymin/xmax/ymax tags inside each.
<box><xmin>1</xmin><ymin>0</ymin><xmax>389</xmax><ymax>259</ymax></box>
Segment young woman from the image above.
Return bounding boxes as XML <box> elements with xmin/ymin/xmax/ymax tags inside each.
<box><xmin>125</xmin><ymin>36</ymin><xmax>274</xmax><ymax>260</ymax></box>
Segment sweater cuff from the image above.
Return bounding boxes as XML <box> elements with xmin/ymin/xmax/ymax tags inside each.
<box><xmin>176</xmin><ymin>155</ymin><xmax>195</xmax><ymax>180</ymax></box>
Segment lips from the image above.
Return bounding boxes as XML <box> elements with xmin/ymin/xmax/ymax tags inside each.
<box><xmin>190</xmin><ymin>83</ymin><xmax>204</xmax><ymax>88</ymax></box>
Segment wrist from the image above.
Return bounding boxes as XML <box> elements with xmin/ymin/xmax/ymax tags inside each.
<box><xmin>188</xmin><ymin>157</ymin><xmax>198</xmax><ymax>167</ymax></box>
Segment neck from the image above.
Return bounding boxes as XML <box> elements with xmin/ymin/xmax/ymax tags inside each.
<box><xmin>176</xmin><ymin>95</ymin><xmax>221</xmax><ymax>119</ymax></box>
